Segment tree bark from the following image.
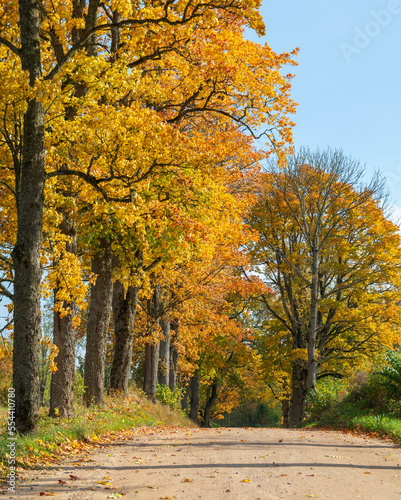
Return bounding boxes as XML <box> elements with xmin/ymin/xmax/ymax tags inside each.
<box><xmin>169</xmin><ymin>319</ymin><xmax>179</xmax><ymax>391</ymax></box>
<box><xmin>109</xmin><ymin>281</ymin><xmax>139</xmax><ymax>394</ymax></box>
<box><xmin>12</xmin><ymin>0</ymin><xmax>45</xmax><ymax>433</ymax></box>
<box><xmin>143</xmin><ymin>343</ymin><xmax>160</xmax><ymax>401</ymax></box>
<box><xmin>202</xmin><ymin>378</ymin><xmax>218</xmax><ymax>428</ymax></box>
<box><xmin>143</xmin><ymin>284</ymin><xmax>161</xmax><ymax>400</ymax></box>
<box><xmin>281</xmin><ymin>399</ymin><xmax>290</xmax><ymax>428</ymax></box>
<box><xmin>289</xmin><ymin>363</ymin><xmax>307</xmax><ymax>427</ymax></box>
<box><xmin>307</xmin><ymin>248</ymin><xmax>319</xmax><ymax>393</ymax></box>
<box><xmin>49</xmin><ymin>307</ymin><xmax>76</xmax><ymax>417</ymax></box>
<box><xmin>83</xmin><ymin>238</ymin><xmax>113</xmax><ymax>406</ymax></box>
<box><xmin>49</xmin><ymin>213</ymin><xmax>77</xmax><ymax>418</ymax></box>
<box><xmin>189</xmin><ymin>374</ymin><xmax>200</xmax><ymax>424</ymax></box>
<box><xmin>158</xmin><ymin>313</ymin><xmax>170</xmax><ymax>386</ymax></box>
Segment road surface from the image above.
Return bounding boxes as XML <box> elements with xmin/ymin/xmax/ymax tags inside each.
<box><xmin>11</xmin><ymin>427</ymin><xmax>401</xmax><ymax>499</ymax></box>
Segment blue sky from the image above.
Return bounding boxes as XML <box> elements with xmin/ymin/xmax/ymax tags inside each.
<box><xmin>246</xmin><ymin>0</ymin><xmax>401</xmax><ymax>218</ymax></box>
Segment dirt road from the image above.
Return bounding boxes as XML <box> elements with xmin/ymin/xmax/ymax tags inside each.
<box><xmin>11</xmin><ymin>427</ymin><xmax>401</xmax><ymax>499</ymax></box>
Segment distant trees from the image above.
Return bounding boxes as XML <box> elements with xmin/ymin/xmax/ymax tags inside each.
<box><xmin>248</xmin><ymin>148</ymin><xmax>401</xmax><ymax>426</ymax></box>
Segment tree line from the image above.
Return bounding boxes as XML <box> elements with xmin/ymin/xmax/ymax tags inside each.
<box><xmin>1</xmin><ymin>0</ymin><xmax>400</xmax><ymax>434</ymax></box>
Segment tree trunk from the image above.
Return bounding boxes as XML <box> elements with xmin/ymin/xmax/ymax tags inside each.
<box><xmin>158</xmin><ymin>313</ymin><xmax>170</xmax><ymax>386</ymax></box>
<box><xmin>169</xmin><ymin>319</ymin><xmax>179</xmax><ymax>391</ymax></box>
<box><xmin>189</xmin><ymin>374</ymin><xmax>200</xmax><ymax>424</ymax></box>
<box><xmin>143</xmin><ymin>284</ymin><xmax>161</xmax><ymax>400</ymax></box>
<box><xmin>83</xmin><ymin>238</ymin><xmax>113</xmax><ymax>406</ymax></box>
<box><xmin>50</xmin><ymin>214</ymin><xmax>77</xmax><ymax>418</ymax></box>
<box><xmin>143</xmin><ymin>343</ymin><xmax>160</xmax><ymax>401</ymax></box>
<box><xmin>289</xmin><ymin>363</ymin><xmax>307</xmax><ymax>427</ymax></box>
<box><xmin>49</xmin><ymin>308</ymin><xmax>76</xmax><ymax>417</ymax></box>
<box><xmin>202</xmin><ymin>378</ymin><xmax>218</xmax><ymax>428</ymax></box>
<box><xmin>109</xmin><ymin>281</ymin><xmax>139</xmax><ymax>394</ymax></box>
<box><xmin>169</xmin><ymin>344</ymin><xmax>179</xmax><ymax>391</ymax></box>
<box><xmin>281</xmin><ymin>399</ymin><xmax>290</xmax><ymax>428</ymax></box>
<box><xmin>307</xmin><ymin>249</ymin><xmax>319</xmax><ymax>393</ymax></box>
<box><xmin>12</xmin><ymin>0</ymin><xmax>45</xmax><ymax>434</ymax></box>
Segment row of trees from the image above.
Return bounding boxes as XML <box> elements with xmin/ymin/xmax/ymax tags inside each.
<box><xmin>0</xmin><ymin>0</ymin><xmax>297</xmax><ymax>432</ymax></box>
<box><xmin>2</xmin><ymin>1</ymin><xmax>400</xmax><ymax>432</ymax></box>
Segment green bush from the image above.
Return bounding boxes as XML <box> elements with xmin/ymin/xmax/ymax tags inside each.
<box><xmin>306</xmin><ymin>377</ymin><xmax>346</xmax><ymax>420</ymax></box>
<box><xmin>156</xmin><ymin>384</ymin><xmax>182</xmax><ymax>411</ymax></box>
<box><xmin>376</xmin><ymin>349</ymin><xmax>401</xmax><ymax>399</ymax></box>
<box><xmin>304</xmin><ymin>351</ymin><xmax>401</xmax><ymax>442</ymax></box>
<box><xmin>341</xmin><ymin>352</ymin><xmax>401</xmax><ymax>417</ymax></box>
<box><xmin>346</xmin><ymin>373</ymin><xmax>386</xmax><ymax>410</ymax></box>
<box><xmin>74</xmin><ymin>370</ymin><xmax>86</xmax><ymax>399</ymax></box>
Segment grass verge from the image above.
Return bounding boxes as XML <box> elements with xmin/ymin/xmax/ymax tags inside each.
<box><xmin>303</xmin><ymin>400</ymin><xmax>401</xmax><ymax>443</ymax></box>
<box><xmin>0</xmin><ymin>390</ymin><xmax>194</xmax><ymax>475</ymax></box>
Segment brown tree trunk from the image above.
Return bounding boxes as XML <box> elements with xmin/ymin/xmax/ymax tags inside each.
<box><xmin>143</xmin><ymin>284</ymin><xmax>161</xmax><ymax>400</ymax></box>
<box><xmin>189</xmin><ymin>374</ymin><xmax>200</xmax><ymax>424</ymax></box>
<box><xmin>202</xmin><ymin>378</ymin><xmax>218</xmax><ymax>428</ymax></box>
<box><xmin>49</xmin><ymin>308</ymin><xmax>76</xmax><ymax>418</ymax></box>
<box><xmin>49</xmin><ymin>213</ymin><xmax>77</xmax><ymax>418</ymax></box>
<box><xmin>12</xmin><ymin>0</ymin><xmax>45</xmax><ymax>434</ymax></box>
<box><xmin>289</xmin><ymin>363</ymin><xmax>307</xmax><ymax>427</ymax></box>
<box><xmin>143</xmin><ymin>343</ymin><xmax>160</xmax><ymax>401</ymax></box>
<box><xmin>83</xmin><ymin>238</ymin><xmax>113</xmax><ymax>406</ymax></box>
<box><xmin>158</xmin><ymin>313</ymin><xmax>170</xmax><ymax>386</ymax></box>
<box><xmin>109</xmin><ymin>281</ymin><xmax>139</xmax><ymax>394</ymax></box>
<box><xmin>169</xmin><ymin>319</ymin><xmax>179</xmax><ymax>391</ymax></box>
<box><xmin>281</xmin><ymin>399</ymin><xmax>290</xmax><ymax>428</ymax></box>
<box><xmin>307</xmin><ymin>248</ymin><xmax>319</xmax><ymax>393</ymax></box>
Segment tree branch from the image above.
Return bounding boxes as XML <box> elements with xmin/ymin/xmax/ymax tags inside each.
<box><xmin>0</xmin><ymin>37</ymin><xmax>21</xmax><ymax>57</ymax></box>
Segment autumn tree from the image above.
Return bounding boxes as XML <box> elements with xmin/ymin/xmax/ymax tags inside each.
<box><xmin>247</xmin><ymin>148</ymin><xmax>401</xmax><ymax>425</ymax></box>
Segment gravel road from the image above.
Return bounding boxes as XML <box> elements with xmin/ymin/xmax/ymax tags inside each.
<box><xmin>11</xmin><ymin>427</ymin><xmax>401</xmax><ymax>499</ymax></box>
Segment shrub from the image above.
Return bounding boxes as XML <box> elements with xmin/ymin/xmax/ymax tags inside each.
<box><xmin>74</xmin><ymin>370</ymin><xmax>86</xmax><ymax>399</ymax></box>
<box><xmin>306</xmin><ymin>377</ymin><xmax>346</xmax><ymax>420</ymax></box>
<box><xmin>346</xmin><ymin>373</ymin><xmax>386</xmax><ymax>410</ymax></box>
<box><xmin>156</xmin><ymin>384</ymin><xmax>182</xmax><ymax>411</ymax></box>
<box><xmin>376</xmin><ymin>349</ymin><xmax>401</xmax><ymax>398</ymax></box>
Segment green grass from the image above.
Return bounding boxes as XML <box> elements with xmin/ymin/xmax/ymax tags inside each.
<box><xmin>354</xmin><ymin>414</ymin><xmax>401</xmax><ymax>441</ymax></box>
<box><xmin>304</xmin><ymin>375</ymin><xmax>401</xmax><ymax>443</ymax></box>
<box><xmin>0</xmin><ymin>390</ymin><xmax>194</xmax><ymax>473</ymax></box>
<box><xmin>305</xmin><ymin>410</ymin><xmax>401</xmax><ymax>443</ymax></box>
